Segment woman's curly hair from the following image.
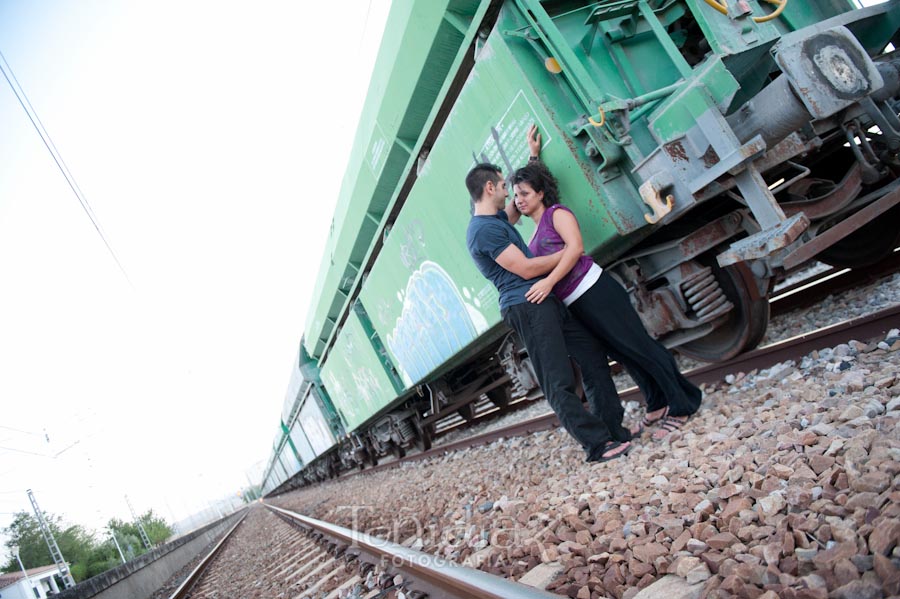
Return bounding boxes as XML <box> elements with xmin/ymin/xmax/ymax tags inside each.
<box><xmin>512</xmin><ymin>161</ymin><xmax>561</xmax><ymax>208</ymax></box>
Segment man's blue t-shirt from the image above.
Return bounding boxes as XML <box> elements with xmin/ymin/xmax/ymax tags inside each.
<box><xmin>466</xmin><ymin>210</ymin><xmax>542</xmax><ymax>311</ymax></box>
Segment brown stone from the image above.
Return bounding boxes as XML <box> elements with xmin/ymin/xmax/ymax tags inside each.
<box><xmin>707</xmin><ymin>531</ymin><xmax>739</xmax><ymax>551</ymax></box>
<box><xmin>833</xmin><ymin>558</ymin><xmax>860</xmax><ymax>587</ymax></box>
<box><xmin>671</xmin><ymin>529</ymin><xmax>691</xmax><ymax>553</ymax></box>
<box><xmin>722</xmin><ymin>497</ymin><xmax>754</xmax><ymax>523</ymax></box>
<box><xmin>719</xmin><ymin>483</ymin><xmax>744</xmax><ymax>499</ymax></box>
<box><xmin>685</xmin><ymin>562</ymin><xmax>711</xmax><ymax>585</ymax></box>
<box><xmin>719</xmin><ymin>574</ymin><xmax>745</xmax><ymax>595</ymax></box>
<box><xmin>779</xmin><ymin>556</ymin><xmax>799</xmax><ymax>576</ymax></box>
<box><xmin>719</xmin><ymin>558</ymin><xmax>739</xmax><ymax>578</ymax></box>
<box><xmin>629</xmin><ymin>557</ymin><xmax>654</xmax><ymax>578</ymax></box>
<box><xmin>874</xmin><ymin>553</ymin><xmax>900</xmax><ymax>595</ymax></box>
<box><xmin>798</xmin><ymin>431</ymin><xmax>818</xmax><ymax>446</ymax></box>
<box><xmin>632</xmin><ymin>542</ymin><xmax>667</xmax><ymax>564</ymax></box>
<box><xmin>757</xmin><ymin>492</ymin><xmax>787</xmax><ymax>516</ymax></box>
<box><xmin>811</xmin><ymin>541</ymin><xmax>856</xmax><ymax>567</ymax></box>
<box><xmin>786</xmin><ymin>486</ymin><xmax>812</xmax><ymax>510</ymax></box>
<box><xmin>762</xmin><ymin>543</ymin><xmax>781</xmax><ymax>566</ymax></box>
<box><xmin>686</xmin><ymin>539</ymin><xmax>708</xmax><ymax>553</ymax></box>
<box><xmin>828</xmin><ymin>579</ymin><xmax>883</xmax><ymax>599</ymax></box>
<box><xmin>846</xmin><ymin>492</ymin><xmax>881</xmax><ymax>510</ymax></box>
<box><xmin>770</xmin><ymin>464</ymin><xmax>794</xmax><ymax>479</ymax></box>
<box><xmin>782</xmin><ymin>530</ymin><xmax>795</xmax><ymax>555</ymax></box>
<box><xmin>808</xmin><ymin>455</ymin><xmax>835</xmax><ymax>475</ymax></box>
<box><xmin>868</xmin><ymin>519</ymin><xmax>900</xmax><ymax>555</ymax></box>
<box><xmin>654</xmin><ymin>555</ymin><xmax>669</xmax><ymax>575</ymax></box>
<box><xmin>673</xmin><ymin>556</ymin><xmax>701</xmax><ymax>578</ymax></box>
<box><xmin>794</xmin><ymin>464</ymin><xmax>818</xmax><ymax>480</ymax></box>
<box><xmin>542</xmin><ymin>544</ymin><xmax>560</xmax><ymax>563</ymax></box>
<box><xmin>558</xmin><ymin>541</ymin><xmax>587</xmax><ymax>556</ymax></box>
<box><xmin>851</xmin><ymin>472</ymin><xmax>891</xmax><ymax>494</ymax></box>
<box><xmin>734</xmin><ymin>521</ymin><xmax>752</xmax><ymax>540</ymax></box>
<box><xmin>700</xmin><ymin>551</ymin><xmax>728</xmax><ymax>574</ymax></box>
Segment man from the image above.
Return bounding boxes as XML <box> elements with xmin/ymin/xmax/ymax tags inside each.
<box><xmin>465</xmin><ymin>157</ymin><xmax>631</xmax><ymax>463</ymax></box>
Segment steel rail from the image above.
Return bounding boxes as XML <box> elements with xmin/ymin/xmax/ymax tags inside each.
<box><xmin>167</xmin><ymin>510</ymin><xmax>249</xmax><ymax>599</ymax></box>
<box><xmin>264</xmin><ymin>504</ymin><xmax>559</xmax><ymax>599</ymax></box>
<box><xmin>356</xmin><ymin>303</ymin><xmax>900</xmax><ymax>476</ymax></box>
<box><xmin>770</xmin><ymin>249</ymin><xmax>900</xmax><ymax>316</ymax></box>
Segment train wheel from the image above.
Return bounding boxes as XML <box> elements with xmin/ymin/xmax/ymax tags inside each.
<box><xmin>818</xmin><ymin>204</ymin><xmax>900</xmax><ymax>268</ymax></box>
<box><xmin>412</xmin><ymin>419</ymin><xmax>432</xmax><ymax>451</ymax></box>
<box><xmin>486</xmin><ymin>385</ymin><xmax>511</xmax><ymax>409</ymax></box>
<box><xmin>457</xmin><ymin>401</ymin><xmax>477</xmax><ymax>421</ymax></box>
<box><xmin>363</xmin><ymin>439</ymin><xmax>379</xmax><ymax>467</ymax></box>
<box><xmin>677</xmin><ymin>261</ymin><xmax>769</xmax><ymax>362</ymax></box>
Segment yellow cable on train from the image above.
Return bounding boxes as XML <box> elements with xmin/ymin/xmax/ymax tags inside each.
<box><xmin>702</xmin><ymin>0</ymin><xmax>788</xmax><ymax>23</ymax></box>
<box><xmin>703</xmin><ymin>0</ymin><xmax>728</xmax><ymax>16</ymax></box>
<box><xmin>753</xmin><ymin>0</ymin><xmax>788</xmax><ymax>23</ymax></box>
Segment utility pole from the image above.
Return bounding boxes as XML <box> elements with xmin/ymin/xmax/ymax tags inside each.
<box><xmin>244</xmin><ymin>472</ymin><xmax>259</xmax><ymax>500</ymax></box>
<box><xmin>12</xmin><ymin>545</ymin><xmax>34</xmax><ymax>594</ymax></box>
<box><xmin>26</xmin><ymin>489</ymin><xmax>76</xmax><ymax>589</ymax></box>
<box><xmin>109</xmin><ymin>530</ymin><xmax>127</xmax><ymax>564</ymax></box>
<box><xmin>124</xmin><ymin>495</ymin><xmax>152</xmax><ymax>550</ymax></box>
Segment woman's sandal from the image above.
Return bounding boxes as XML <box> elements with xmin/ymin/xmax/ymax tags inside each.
<box><xmin>642</xmin><ymin>406</ymin><xmax>669</xmax><ymax>428</ymax></box>
<box><xmin>589</xmin><ymin>440</ymin><xmax>632</xmax><ymax>463</ymax></box>
<box><xmin>629</xmin><ymin>407</ymin><xmax>667</xmax><ymax>436</ymax></box>
<box><xmin>652</xmin><ymin>415</ymin><xmax>690</xmax><ymax>440</ymax></box>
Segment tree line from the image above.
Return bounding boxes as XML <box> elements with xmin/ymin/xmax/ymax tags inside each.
<box><xmin>2</xmin><ymin>509</ymin><xmax>173</xmax><ymax>582</ymax></box>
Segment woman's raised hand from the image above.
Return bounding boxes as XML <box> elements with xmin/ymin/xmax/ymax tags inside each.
<box><xmin>527</xmin><ymin>124</ymin><xmax>542</xmax><ymax>158</ymax></box>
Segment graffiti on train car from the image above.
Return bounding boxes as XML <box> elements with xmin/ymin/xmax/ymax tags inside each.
<box><xmin>386</xmin><ymin>261</ymin><xmax>488</xmax><ymax>386</ymax></box>
<box><xmin>320</xmin><ymin>312</ymin><xmax>398</xmax><ymax>431</ymax></box>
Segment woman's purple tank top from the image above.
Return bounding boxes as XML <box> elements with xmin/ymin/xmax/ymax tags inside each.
<box><xmin>527</xmin><ymin>204</ymin><xmax>594</xmax><ymax>301</ymax></box>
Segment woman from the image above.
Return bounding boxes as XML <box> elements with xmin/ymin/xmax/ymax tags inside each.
<box><xmin>512</xmin><ymin>129</ymin><xmax>702</xmax><ymax>439</ymax></box>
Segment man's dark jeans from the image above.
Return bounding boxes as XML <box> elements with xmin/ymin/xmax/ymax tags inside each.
<box><xmin>502</xmin><ymin>297</ymin><xmax>614</xmax><ymax>457</ymax></box>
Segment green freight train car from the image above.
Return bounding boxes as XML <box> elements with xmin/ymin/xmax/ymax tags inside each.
<box><xmin>262</xmin><ymin>0</ymin><xmax>900</xmax><ymax>491</ymax></box>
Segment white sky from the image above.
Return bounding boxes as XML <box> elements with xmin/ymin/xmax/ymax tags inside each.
<box><xmin>0</xmin><ymin>0</ymin><xmax>391</xmax><ymax>546</ymax></box>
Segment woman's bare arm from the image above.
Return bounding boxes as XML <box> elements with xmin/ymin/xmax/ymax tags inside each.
<box><xmin>524</xmin><ymin>209</ymin><xmax>585</xmax><ymax>303</ymax></box>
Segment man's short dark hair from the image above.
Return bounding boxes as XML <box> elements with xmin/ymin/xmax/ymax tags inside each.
<box><xmin>465</xmin><ymin>163</ymin><xmax>503</xmax><ymax>202</ymax></box>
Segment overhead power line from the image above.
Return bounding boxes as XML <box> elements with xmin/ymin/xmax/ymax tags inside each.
<box><xmin>0</xmin><ymin>48</ymin><xmax>132</xmax><ymax>286</ymax></box>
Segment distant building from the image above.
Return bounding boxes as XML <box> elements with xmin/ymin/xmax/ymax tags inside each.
<box><xmin>0</xmin><ymin>564</ymin><xmax>67</xmax><ymax>598</ymax></box>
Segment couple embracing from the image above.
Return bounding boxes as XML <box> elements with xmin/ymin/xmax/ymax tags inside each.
<box><xmin>465</xmin><ymin>125</ymin><xmax>701</xmax><ymax>463</ymax></box>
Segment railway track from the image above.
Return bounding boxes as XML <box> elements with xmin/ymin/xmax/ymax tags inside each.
<box><xmin>166</xmin><ymin>513</ymin><xmax>248</xmax><ymax>599</ymax></box>
<box><xmin>353</xmin><ymin>302</ymin><xmax>900</xmax><ymax>477</ymax></box>
<box><xmin>165</xmin><ymin>503</ymin><xmax>560</xmax><ymax>599</ymax></box>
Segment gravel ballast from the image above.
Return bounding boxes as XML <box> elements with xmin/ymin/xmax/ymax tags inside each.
<box><xmin>272</xmin><ymin>327</ymin><xmax>900</xmax><ymax>599</ymax></box>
